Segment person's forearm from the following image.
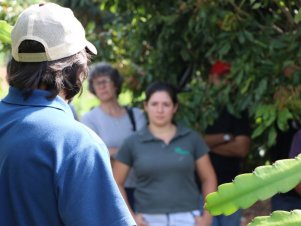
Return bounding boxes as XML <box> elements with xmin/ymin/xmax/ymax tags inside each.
<box><xmin>201</xmin><ymin>177</ymin><xmax>217</xmax><ymax>225</ymax></box>
<box><xmin>117</xmin><ymin>185</ymin><xmax>135</xmax><ymax>217</ymax></box>
<box><xmin>211</xmin><ymin>137</ymin><xmax>250</xmax><ymax>158</ymax></box>
<box><xmin>211</xmin><ymin>141</ymin><xmax>243</xmax><ymax>157</ymax></box>
<box><xmin>204</xmin><ymin>134</ymin><xmax>228</xmax><ymax>148</ymax></box>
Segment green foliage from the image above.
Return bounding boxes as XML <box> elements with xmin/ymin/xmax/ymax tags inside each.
<box><xmin>0</xmin><ymin>0</ymin><xmax>42</xmax><ymax>96</ymax></box>
<box><xmin>248</xmin><ymin>210</ymin><xmax>301</xmax><ymax>226</ymax></box>
<box><xmin>0</xmin><ymin>20</ymin><xmax>12</xmax><ymax>44</ymax></box>
<box><xmin>205</xmin><ymin>154</ymin><xmax>301</xmax><ymax>219</ymax></box>
<box><xmin>0</xmin><ymin>0</ymin><xmax>41</xmax><ymax>54</ymax></box>
<box><xmin>56</xmin><ymin>0</ymin><xmax>301</xmax><ymax>150</ymax></box>
<box><xmin>0</xmin><ymin>17</ymin><xmax>12</xmax><ymax>97</ymax></box>
<box><xmin>2</xmin><ymin>0</ymin><xmax>301</xmax><ymax>147</ymax></box>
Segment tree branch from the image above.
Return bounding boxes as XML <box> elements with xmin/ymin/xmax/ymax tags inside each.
<box><xmin>228</xmin><ymin>1</ymin><xmax>250</xmax><ymax>18</ymax></box>
<box><xmin>272</xmin><ymin>24</ymin><xmax>284</xmax><ymax>34</ymax></box>
<box><xmin>273</xmin><ymin>0</ymin><xmax>296</xmax><ymax>30</ymax></box>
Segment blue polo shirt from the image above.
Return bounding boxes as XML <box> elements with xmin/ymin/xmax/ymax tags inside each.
<box><xmin>0</xmin><ymin>87</ymin><xmax>135</xmax><ymax>226</ymax></box>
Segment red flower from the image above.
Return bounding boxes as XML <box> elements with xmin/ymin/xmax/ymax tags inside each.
<box><xmin>210</xmin><ymin>60</ymin><xmax>231</xmax><ymax>76</ymax></box>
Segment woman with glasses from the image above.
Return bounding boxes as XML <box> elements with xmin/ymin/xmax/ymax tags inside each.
<box><xmin>81</xmin><ymin>62</ymin><xmax>146</xmax><ymax>210</ymax></box>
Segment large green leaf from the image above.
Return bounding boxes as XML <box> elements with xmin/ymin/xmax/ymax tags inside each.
<box><xmin>277</xmin><ymin>108</ymin><xmax>293</xmax><ymax>131</ymax></box>
<box><xmin>248</xmin><ymin>210</ymin><xmax>301</xmax><ymax>226</ymax></box>
<box><xmin>205</xmin><ymin>154</ymin><xmax>301</xmax><ymax>216</ymax></box>
<box><xmin>0</xmin><ymin>20</ymin><xmax>12</xmax><ymax>44</ymax></box>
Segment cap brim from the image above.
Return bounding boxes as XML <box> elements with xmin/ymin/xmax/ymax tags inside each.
<box><xmin>86</xmin><ymin>41</ymin><xmax>97</xmax><ymax>55</ymax></box>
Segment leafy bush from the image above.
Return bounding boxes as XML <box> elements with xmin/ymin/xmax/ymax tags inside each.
<box><xmin>58</xmin><ymin>0</ymin><xmax>301</xmax><ymax>149</ymax></box>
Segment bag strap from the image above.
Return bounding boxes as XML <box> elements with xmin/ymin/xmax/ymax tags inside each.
<box><xmin>125</xmin><ymin>106</ymin><xmax>136</xmax><ymax>131</ymax></box>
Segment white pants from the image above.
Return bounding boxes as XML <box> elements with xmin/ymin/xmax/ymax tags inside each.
<box><xmin>142</xmin><ymin>210</ymin><xmax>200</xmax><ymax>226</ymax></box>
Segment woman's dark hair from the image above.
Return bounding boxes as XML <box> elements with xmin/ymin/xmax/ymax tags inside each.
<box><xmin>7</xmin><ymin>40</ymin><xmax>90</xmax><ymax>100</ymax></box>
<box><xmin>145</xmin><ymin>81</ymin><xmax>178</xmax><ymax>105</ymax></box>
<box><xmin>88</xmin><ymin>62</ymin><xmax>123</xmax><ymax>96</ymax></box>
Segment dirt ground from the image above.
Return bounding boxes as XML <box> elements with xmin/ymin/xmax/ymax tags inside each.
<box><xmin>241</xmin><ymin>199</ymin><xmax>271</xmax><ymax>226</ymax></box>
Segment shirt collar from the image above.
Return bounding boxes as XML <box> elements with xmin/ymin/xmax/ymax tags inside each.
<box><xmin>138</xmin><ymin>124</ymin><xmax>191</xmax><ymax>142</ymax></box>
<box><xmin>2</xmin><ymin>87</ymin><xmax>73</xmax><ymax>117</ymax></box>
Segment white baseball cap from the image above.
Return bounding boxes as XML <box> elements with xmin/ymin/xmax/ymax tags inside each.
<box><xmin>11</xmin><ymin>3</ymin><xmax>97</xmax><ymax>62</ymax></box>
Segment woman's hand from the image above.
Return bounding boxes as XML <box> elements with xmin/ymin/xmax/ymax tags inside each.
<box><xmin>195</xmin><ymin>215</ymin><xmax>212</xmax><ymax>226</ymax></box>
<box><xmin>134</xmin><ymin>213</ymin><xmax>148</xmax><ymax>226</ymax></box>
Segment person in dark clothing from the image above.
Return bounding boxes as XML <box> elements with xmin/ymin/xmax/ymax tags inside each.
<box><xmin>204</xmin><ymin>60</ymin><xmax>251</xmax><ymax>226</ymax></box>
<box><xmin>269</xmin><ymin>120</ymin><xmax>301</xmax><ymax>211</ymax></box>
<box><xmin>205</xmin><ymin>108</ymin><xmax>251</xmax><ymax>185</ymax></box>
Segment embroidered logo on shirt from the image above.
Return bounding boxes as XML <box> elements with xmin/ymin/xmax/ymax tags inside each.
<box><xmin>174</xmin><ymin>147</ymin><xmax>189</xmax><ymax>155</ymax></box>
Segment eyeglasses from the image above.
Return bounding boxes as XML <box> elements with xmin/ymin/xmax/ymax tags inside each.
<box><xmin>93</xmin><ymin>79</ymin><xmax>112</xmax><ymax>87</ymax></box>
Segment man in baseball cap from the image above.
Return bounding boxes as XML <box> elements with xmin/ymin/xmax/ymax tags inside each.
<box><xmin>0</xmin><ymin>3</ymin><xmax>136</xmax><ymax>226</ymax></box>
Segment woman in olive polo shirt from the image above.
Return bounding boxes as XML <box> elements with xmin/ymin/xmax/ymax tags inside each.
<box><xmin>114</xmin><ymin>81</ymin><xmax>217</xmax><ymax>226</ymax></box>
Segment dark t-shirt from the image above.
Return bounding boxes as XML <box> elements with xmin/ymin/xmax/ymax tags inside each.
<box><xmin>269</xmin><ymin>120</ymin><xmax>299</xmax><ymax>163</ymax></box>
<box><xmin>271</xmin><ymin>121</ymin><xmax>300</xmax><ymax>198</ymax></box>
<box><xmin>205</xmin><ymin>108</ymin><xmax>251</xmax><ymax>185</ymax></box>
